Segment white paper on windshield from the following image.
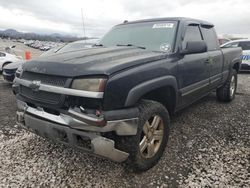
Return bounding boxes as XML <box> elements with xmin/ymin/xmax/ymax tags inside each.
<box><xmin>152</xmin><ymin>23</ymin><xmax>174</xmax><ymax>29</ymax></box>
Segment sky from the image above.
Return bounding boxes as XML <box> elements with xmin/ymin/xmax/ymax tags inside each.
<box><xmin>0</xmin><ymin>0</ymin><xmax>250</xmax><ymax>38</ymax></box>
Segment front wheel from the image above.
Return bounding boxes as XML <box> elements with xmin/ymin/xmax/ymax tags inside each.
<box><xmin>117</xmin><ymin>100</ymin><xmax>170</xmax><ymax>171</ymax></box>
<box><xmin>216</xmin><ymin>70</ymin><xmax>237</xmax><ymax>102</ymax></box>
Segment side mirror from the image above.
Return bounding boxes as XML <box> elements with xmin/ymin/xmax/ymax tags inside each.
<box><xmin>181</xmin><ymin>41</ymin><xmax>207</xmax><ymax>55</ymax></box>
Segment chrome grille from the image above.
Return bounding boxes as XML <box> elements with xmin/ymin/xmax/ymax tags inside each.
<box><xmin>3</xmin><ymin>69</ymin><xmax>17</xmax><ymax>74</ymax></box>
<box><xmin>21</xmin><ymin>71</ymin><xmax>67</xmax><ymax>87</ymax></box>
<box><xmin>20</xmin><ymin>86</ymin><xmax>62</xmax><ymax>105</ymax></box>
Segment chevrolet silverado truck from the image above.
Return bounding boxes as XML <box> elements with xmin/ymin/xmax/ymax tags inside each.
<box><xmin>13</xmin><ymin>17</ymin><xmax>242</xmax><ymax>171</ymax></box>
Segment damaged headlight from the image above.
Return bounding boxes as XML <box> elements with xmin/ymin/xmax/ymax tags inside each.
<box><xmin>15</xmin><ymin>65</ymin><xmax>23</xmax><ymax>78</ymax></box>
<box><xmin>71</xmin><ymin>78</ymin><xmax>107</xmax><ymax>92</ymax></box>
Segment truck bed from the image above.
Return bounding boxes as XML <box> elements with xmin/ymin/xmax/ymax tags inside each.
<box><xmin>221</xmin><ymin>47</ymin><xmax>242</xmax><ymax>71</ymax></box>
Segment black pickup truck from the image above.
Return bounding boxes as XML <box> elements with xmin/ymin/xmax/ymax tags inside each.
<box><xmin>14</xmin><ymin>17</ymin><xmax>242</xmax><ymax>171</ymax></box>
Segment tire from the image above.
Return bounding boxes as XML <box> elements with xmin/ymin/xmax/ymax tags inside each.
<box><xmin>116</xmin><ymin>100</ymin><xmax>170</xmax><ymax>171</ymax></box>
<box><xmin>216</xmin><ymin>69</ymin><xmax>237</xmax><ymax>102</ymax></box>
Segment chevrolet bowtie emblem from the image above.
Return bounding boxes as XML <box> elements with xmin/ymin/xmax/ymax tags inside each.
<box><xmin>29</xmin><ymin>80</ymin><xmax>41</xmax><ymax>91</ymax></box>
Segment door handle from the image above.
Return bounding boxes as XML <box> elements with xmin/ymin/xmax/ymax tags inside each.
<box><xmin>204</xmin><ymin>59</ymin><xmax>210</xmax><ymax>64</ymax></box>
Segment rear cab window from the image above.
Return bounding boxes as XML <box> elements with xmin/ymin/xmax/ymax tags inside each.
<box><xmin>200</xmin><ymin>26</ymin><xmax>219</xmax><ymax>51</ymax></box>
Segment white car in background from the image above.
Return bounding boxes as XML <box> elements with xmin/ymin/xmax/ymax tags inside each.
<box><xmin>0</xmin><ymin>51</ymin><xmax>21</xmax><ymax>72</ymax></box>
<box><xmin>221</xmin><ymin>39</ymin><xmax>250</xmax><ymax>71</ymax></box>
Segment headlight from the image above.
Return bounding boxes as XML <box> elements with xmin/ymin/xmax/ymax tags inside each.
<box><xmin>71</xmin><ymin>78</ymin><xmax>107</xmax><ymax>92</ymax></box>
<box><xmin>15</xmin><ymin>65</ymin><xmax>23</xmax><ymax>78</ymax></box>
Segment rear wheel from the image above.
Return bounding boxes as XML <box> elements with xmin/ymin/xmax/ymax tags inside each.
<box><xmin>216</xmin><ymin>70</ymin><xmax>237</xmax><ymax>102</ymax></box>
<box><xmin>117</xmin><ymin>100</ymin><xmax>170</xmax><ymax>171</ymax></box>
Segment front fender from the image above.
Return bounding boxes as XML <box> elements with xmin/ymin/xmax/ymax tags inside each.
<box><xmin>125</xmin><ymin>75</ymin><xmax>178</xmax><ymax>106</ymax></box>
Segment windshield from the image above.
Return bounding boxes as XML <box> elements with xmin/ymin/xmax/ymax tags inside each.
<box><xmin>99</xmin><ymin>21</ymin><xmax>178</xmax><ymax>52</ymax></box>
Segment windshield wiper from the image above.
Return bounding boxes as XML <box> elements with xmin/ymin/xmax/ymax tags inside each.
<box><xmin>116</xmin><ymin>44</ymin><xmax>146</xmax><ymax>49</ymax></box>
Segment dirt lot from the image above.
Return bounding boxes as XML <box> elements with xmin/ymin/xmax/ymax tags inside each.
<box><xmin>0</xmin><ymin>70</ymin><xmax>249</xmax><ymax>187</ymax></box>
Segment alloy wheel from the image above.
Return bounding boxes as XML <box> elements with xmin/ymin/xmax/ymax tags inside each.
<box><xmin>139</xmin><ymin>115</ymin><xmax>164</xmax><ymax>158</ymax></box>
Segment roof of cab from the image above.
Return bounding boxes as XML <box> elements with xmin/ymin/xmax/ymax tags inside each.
<box><xmin>117</xmin><ymin>17</ymin><xmax>214</xmax><ymax>27</ymax></box>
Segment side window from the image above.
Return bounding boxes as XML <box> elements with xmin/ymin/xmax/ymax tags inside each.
<box><xmin>238</xmin><ymin>41</ymin><xmax>250</xmax><ymax>50</ymax></box>
<box><xmin>182</xmin><ymin>26</ymin><xmax>202</xmax><ymax>49</ymax></box>
<box><xmin>201</xmin><ymin>27</ymin><xmax>219</xmax><ymax>51</ymax></box>
<box><xmin>0</xmin><ymin>52</ymin><xmax>6</xmax><ymax>57</ymax></box>
<box><xmin>223</xmin><ymin>42</ymin><xmax>239</xmax><ymax>48</ymax></box>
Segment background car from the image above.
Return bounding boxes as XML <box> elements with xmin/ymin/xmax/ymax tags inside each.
<box><xmin>221</xmin><ymin>39</ymin><xmax>250</xmax><ymax>71</ymax></box>
<box><xmin>40</xmin><ymin>39</ymin><xmax>98</xmax><ymax>56</ymax></box>
<box><xmin>2</xmin><ymin>61</ymin><xmax>23</xmax><ymax>82</ymax></box>
<box><xmin>55</xmin><ymin>39</ymin><xmax>99</xmax><ymax>53</ymax></box>
<box><xmin>0</xmin><ymin>50</ymin><xmax>21</xmax><ymax>72</ymax></box>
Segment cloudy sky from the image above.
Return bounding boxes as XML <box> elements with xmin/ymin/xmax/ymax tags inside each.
<box><xmin>0</xmin><ymin>0</ymin><xmax>250</xmax><ymax>38</ymax></box>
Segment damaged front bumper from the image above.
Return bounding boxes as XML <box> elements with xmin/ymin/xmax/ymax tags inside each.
<box><xmin>16</xmin><ymin>100</ymin><xmax>139</xmax><ymax>162</ymax></box>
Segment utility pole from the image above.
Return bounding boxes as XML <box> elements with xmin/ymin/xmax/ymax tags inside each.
<box><xmin>81</xmin><ymin>8</ymin><xmax>86</xmax><ymax>43</ymax></box>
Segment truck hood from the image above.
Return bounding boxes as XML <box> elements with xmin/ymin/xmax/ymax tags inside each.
<box><xmin>22</xmin><ymin>47</ymin><xmax>167</xmax><ymax>77</ymax></box>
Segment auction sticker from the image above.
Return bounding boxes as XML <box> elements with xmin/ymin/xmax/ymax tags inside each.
<box><xmin>152</xmin><ymin>23</ymin><xmax>174</xmax><ymax>29</ymax></box>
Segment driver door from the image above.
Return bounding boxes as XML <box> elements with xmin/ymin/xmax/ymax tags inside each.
<box><xmin>177</xmin><ymin>25</ymin><xmax>210</xmax><ymax>106</ymax></box>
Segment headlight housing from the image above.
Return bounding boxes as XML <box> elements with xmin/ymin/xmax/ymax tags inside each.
<box><xmin>15</xmin><ymin>65</ymin><xmax>23</xmax><ymax>78</ymax></box>
<box><xmin>71</xmin><ymin>78</ymin><xmax>107</xmax><ymax>92</ymax></box>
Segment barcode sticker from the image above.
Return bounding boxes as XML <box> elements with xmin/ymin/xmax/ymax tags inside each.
<box><xmin>152</xmin><ymin>23</ymin><xmax>174</xmax><ymax>29</ymax></box>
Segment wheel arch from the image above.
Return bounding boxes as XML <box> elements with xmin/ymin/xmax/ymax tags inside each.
<box><xmin>2</xmin><ymin>61</ymin><xmax>12</xmax><ymax>69</ymax></box>
<box><xmin>231</xmin><ymin>57</ymin><xmax>241</xmax><ymax>72</ymax></box>
<box><xmin>125</xmin><ymin>76</ymin><xmax>178</xmax><ymax>115</ymax></box>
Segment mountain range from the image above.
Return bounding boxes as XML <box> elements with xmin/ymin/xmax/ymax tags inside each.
<box><xmin>0</xmin><ymin>29</ymin><xmax>84</xmax><ymax>42</ymax></box>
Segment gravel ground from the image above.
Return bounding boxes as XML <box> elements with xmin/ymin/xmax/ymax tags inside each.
<box><xmin>0</xmin><ymin>73</ymin><xmax>249</xmax><ymax>187</ymax></box>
